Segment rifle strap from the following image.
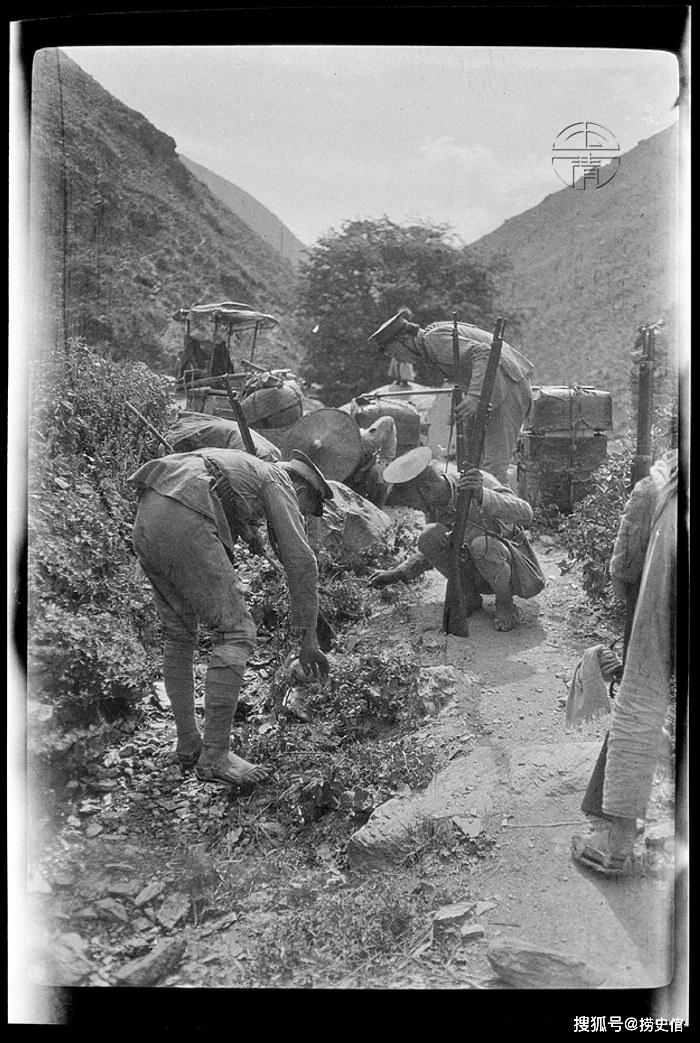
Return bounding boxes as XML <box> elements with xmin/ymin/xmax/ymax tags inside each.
<box><xmin>202</xmin><ymin>456</ymin><xmax>261</xmax><ymax>550</ymax></box>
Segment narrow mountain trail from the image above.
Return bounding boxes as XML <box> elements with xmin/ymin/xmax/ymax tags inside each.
<box><xmin>24</xmin><ymin>530</ymin><xmax>678</xmax><ymax>1010</ymax></box>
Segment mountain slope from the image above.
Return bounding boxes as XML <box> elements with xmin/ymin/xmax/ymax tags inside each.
<box><xmin>468</xmin><ymin>124</ymin><xmax>680</xmax><ymax>428</ymax></box>
<box><xmin>180</xmin><ymin>155</ymin><xmax>306</xmax><ymax>269</ymax></box>
<box><xmin>29</xmin><ymin>48</ymin><xmax>304</xmax><ymax>373</ymax></box>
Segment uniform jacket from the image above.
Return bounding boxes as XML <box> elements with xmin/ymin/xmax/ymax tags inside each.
<box><xmin>400</xmin><ymin>464</ymin><xmax>533</xmax><ymax>541</ymax></box>
<box><xmin>414</xmin><ymin>322</ymin><xmax>534</xmax><ymax>408</ymax></box>
<box><xmin>129</xmin><ymin>449</ymin><xmax>318</xmax><ymax>628</ymax></box>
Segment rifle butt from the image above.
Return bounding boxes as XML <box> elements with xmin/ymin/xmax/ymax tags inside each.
<box><xmin>442</xmin><ymin>583</ymin><xmax>470</xmax><ymax>637</ymax></box>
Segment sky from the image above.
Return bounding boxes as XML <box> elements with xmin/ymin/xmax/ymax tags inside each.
<box><xmin>57</xmin><ymin>45</ymin><xmax>679</xmax><ymax>247</ymax></box>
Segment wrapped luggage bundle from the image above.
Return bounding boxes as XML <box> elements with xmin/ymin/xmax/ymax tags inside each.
<box><xmin>517</xmin><ymin>385</ymin><xmax>613</xmax><ymax>513</ymax></box>
<box><xmin>240</xmin><ymin>372</ymin><xmax>304</xmax><ymax>430</ymax></box>
<box><xmin>527</xmin><ymin>386</ymin><xmax>613</xmax><ymax>434</ymax></box>
<box><xmin>163</xmin><ymin>411</ymin><xmax>281</xmax><ymax>461</ymax></box>
<box><xmin>347</xmin><ymin>397</ymin><xmax>422</xmax><ymax>457</ymax></box>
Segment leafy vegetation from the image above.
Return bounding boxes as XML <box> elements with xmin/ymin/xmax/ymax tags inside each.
<box><xmin>296</xmin><ymin>217</ymin><xmax>512</xmax><ymax>405</ymax></box>
<box><xmin>558</xmin><ymin>393</ymin><xmax>677</xmax><ymax>616</ymax></box>
<box><xmin>27</xmin><ymin>340</ymin><xmax>174</xmax><ymax>745</ymax></box>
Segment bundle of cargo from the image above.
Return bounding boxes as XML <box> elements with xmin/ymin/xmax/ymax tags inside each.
<box><xmin>239</xmin><ymin>371</ymin><xmax>305</xmax><ymax>431</ymax></box>
<box><xmin>516</xmin><ymin>386</ymin><xmax>613</xmax><ymax>513</ymax></box>
<box><xmin>341</xmin><ymin>394</ymin><xmax>422</xmax><ymax>458</ymax></box>
<box><xmin>161</xmin><ymin>411</ymin><xmax>281</xmax><ymax>461</ymax></box>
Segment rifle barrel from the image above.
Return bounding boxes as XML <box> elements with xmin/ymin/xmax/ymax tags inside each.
<box><xmin>126</xmin><ymin>401</ymin><xmax>175</xmax><ymax>453</ymax></box>
<box><xmin>357</xmin><ymin>388</ymin><xmax>454</xmax><ymax>400</ymax></box>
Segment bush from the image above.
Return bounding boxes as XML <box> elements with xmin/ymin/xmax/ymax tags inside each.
<box><xmin>296</xmin><ymin>217</ymin><xmax>511</xmax><ymax>404</ymax></box>
<box><xmin>27</xmin><ymin>340</ymin><xmax>174</xmax><ymax>739</ymax></box>
<box><xmin>558</xmin><ymin>447</ymin><xmax>633</xmax><ymax>613</ymax></box>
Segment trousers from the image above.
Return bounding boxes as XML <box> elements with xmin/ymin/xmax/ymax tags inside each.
<box><xmin>474</xmin><ymin>379</ymin><xmax>532</xmax><ymax>485</ymax></box>
<box><xmin>416</xmin><ymin>523</ymin><xmax>515</xmax><ymax>599</ymax></box>
<box><xmin>602</xmin><ymin>488</ymin><xmax>677</xmax><ymax>819</ymax></box>
<box><xmin>133</xmin><ymin>490</ymin><xmax>257</xmax><ymax>753</ymax></box>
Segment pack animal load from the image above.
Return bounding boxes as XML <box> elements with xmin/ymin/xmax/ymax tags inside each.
<box><xmin>516</xmin><ymin>386</ymin><xmax>613</xmax><ymax>513</ymax></box>
<box><xmin>238</xmin><ymin>370</ymin><xmax>304</xmax><ymax>432</ymax></box>
<box><xmin>163</xmin><ymin>411</ymin><xmax>281</xmax><ymax>461</ymax></box>
<box><xmin>342</xmin><ymin>395</ymin><xmax>422</xmax><ymax>458</ymax></box>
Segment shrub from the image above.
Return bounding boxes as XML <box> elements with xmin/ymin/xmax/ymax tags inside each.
<box><xmin>558</xmin><ymin>447</ymin><xmax>633</xmax><ymax>613</ymax></box>
<box><xmin>27</xmin><ymin>340</ymin><xmax>174</xmax><ymax>740</ymax></box>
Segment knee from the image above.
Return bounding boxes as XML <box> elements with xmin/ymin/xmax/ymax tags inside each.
<box><xmin>468</xmin><ymin>536</ymin><xmax>488</xmax><ymax>561</ymax></box>
<box><xmin>162</xmin><ymin>620</ymin><xmax>197</xmax><ymax>649</ymax></box>
<box><xmin>417</xmin><ymin>523</ymin><xmax>448</xmax><ymax>559</ymax></box>
<box><xmin>210</xmin><ymin>617</ymin><xmax>258</xmax><ymax>670</ymax></box>
<box><xmin>469</xmin><ymin>535</ymin><xmax>509</xmax><ymax>564</ymax></box>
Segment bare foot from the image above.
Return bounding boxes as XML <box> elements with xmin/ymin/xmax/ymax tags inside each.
<box><xmin>197</xmin><ymin>751</ymin><xmax>269</xmax><ymax>785</ymax></box>
<box><xmin>493</xmin><ymin>601</ymin><xmax>521</xmax><ymax>631</ymax></box>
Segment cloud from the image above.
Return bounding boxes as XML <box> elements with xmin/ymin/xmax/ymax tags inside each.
<box><xmin>417</xmin><ymin>136</ymin><xmax>548</xmax><ymax>202</ymax></box>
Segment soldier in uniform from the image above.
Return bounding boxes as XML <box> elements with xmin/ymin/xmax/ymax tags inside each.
<box><xmin>368</xmin><ymin>309</ymin><xmax>534</xmax><ymax>484</ymax></box>
<box><xmin>571</xmin><ymin>455</ymin><xmax>678</xmax><ymax>875</ymax></box>
<box><xmin>368</xmin><ymin>447</ymin><xmax>545</xmax><ymax>631</ymax></box>
<box><xmin>129</xmin><ymin>449</ymin><xmax>332</xmax><ymax>786</ymax></box>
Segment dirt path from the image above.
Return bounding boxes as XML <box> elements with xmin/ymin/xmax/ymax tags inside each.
<box><xmin>22</xmin><ymin>532</ymin><xmax>680</xmax><ymax>1014</ymax></box>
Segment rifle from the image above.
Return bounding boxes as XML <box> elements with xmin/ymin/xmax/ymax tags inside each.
<box><xmin>126</xmin><ymin>401</ymin><xmax>175</xmax><ymax>454</ymax></box>
<box><xmin>355</xmin><ymin>388</ymin><xmax>455</xmax><ymax>401</ymax></box>
<box><xmin>630</xmin><ymin>324</ymin><xmax>656</xmax><ymax>489</ymax></box>
<box><xmin>442</xmin><ymin>315</ymin><xmax>506</xmax><ymax>637</ymax></box>
<box><xmin>222</xmin><ymin>374</ymin><xmax>258</xmax><ymax>456</ymax></box>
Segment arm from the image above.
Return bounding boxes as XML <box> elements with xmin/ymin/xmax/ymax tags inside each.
<box><xmin>609</xmin><ymin>473</ymin><xmax>660</xmax><ymax>598</ymax></box>
<box><xmin>260</xmin><ymin>476</ymin><xmax>319</xmax><ymax>630</ymax></box>
<box><xmin>458</xmin><ymin>469</ymin><xmax>533</xmax><ymax>527</ymax></box>
<box><xmin>480</xmin><ymin>481</ymin><xmax>534</xmax><ymax>527</ymax></box>
<box><xmin>261</xmin><ymin>476</ymin><xmax>329</xmax><ymax>678</ymax></box>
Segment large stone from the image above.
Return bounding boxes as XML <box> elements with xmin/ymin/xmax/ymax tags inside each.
<box><xmin>306</xmin><ymin>481</ymin><xmax>393</xmax><ymax>565</ymax></box>
<box><xmin>134</xmin><ymin>880</ymin><xmax>165</xmax><ymax>907</ymax></box>
<box><xmin>156</xmin><ymin>891</ymin><xmax>191</xmax><ymax>929</ymax></box>
<box><xmin>113</xmin><ymin>939</ymin><xmax>187</xmax><ymax>988</ymax></box>
<box><xmin>487</xmin><ymin>938</ymin><xmax>606</xmax><ymax>989</ymax></box>
<box><xmin>431</xmin><ymin>901</ymin><xmax>476</xmax><ymax>942</ymax></box>
<box><xmin>347</xmin><ymin>741</ymin><xmax>600</xmax><ymax>871</ymax></box>
<box><xmin>95</xmin><ymin>898</ymin><xmax>129</xmax><ymax>923</ymax></box>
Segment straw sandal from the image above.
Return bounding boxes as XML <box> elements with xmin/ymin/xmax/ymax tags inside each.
<box><xmin>571</xmin><ymin>833</ymin><xmax>646</xmax><ymax>878</ymax></box>
<box><xmin>195</xmin><ymin>752</ymin><xmax>269</xmax><ymax>787</ymax></box>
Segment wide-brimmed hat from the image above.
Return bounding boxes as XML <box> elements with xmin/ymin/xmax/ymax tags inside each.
<box><xmin>281</xmin><ymin>450</ymin><xmax>334</xmax><ymax>515</ymax></box>
<box><xmin>283</xmin><ymin>409</ymin><xmax>363</xmax><ymax>482</ymax></box>
<box><xmin>368</xmin><ymin>308</ymin><xmax>414</xmax><ymax>350</ymax></box>
<box><xmin>382</xmin><ymin>446</ymin><xmax>432</xmax><ymax>484</ymax></box>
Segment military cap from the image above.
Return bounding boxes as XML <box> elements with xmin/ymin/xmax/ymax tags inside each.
<box><xmin>382</xmin><ymin>446</ymin><xmax>432</xmax><ymax>484</ymax></box>
<box><xmin>367</xmin><ymin>307</ymin><xmax>414</xmax><ymax>349</ymax></box>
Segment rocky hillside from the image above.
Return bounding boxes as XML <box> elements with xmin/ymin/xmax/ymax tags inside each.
<box><xmin>29</xmin><ymin>49</ymin><xmax>304</xmax><ymax>374</ymax></box>
<box><xmin>469</xmin><ymin>124</ymin><xmax>680</xmax><ymax>429</ymax></box>
<box><xmin>180</xmin><ymin>156</ymin><xmax>306</xmax><ymax>269</ymax></box>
